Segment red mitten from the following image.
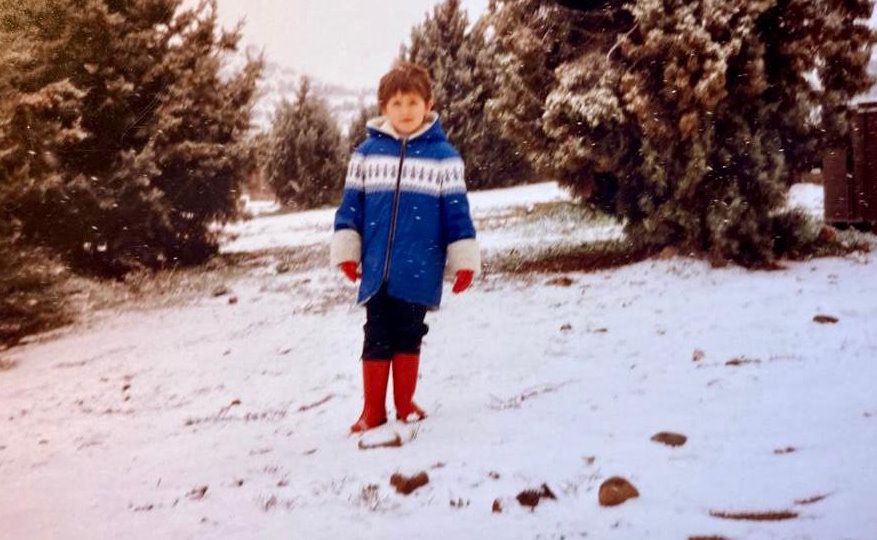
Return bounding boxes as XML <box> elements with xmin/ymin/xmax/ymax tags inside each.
<box><xmin>452</xmin><ymin>269</ymin><xmax>474</xmax><ymax>294</ymax></box>
<box><xmin>339</xmin><ymin>261</ymin><xmax>359</xmax><ymax>283</ymax></box>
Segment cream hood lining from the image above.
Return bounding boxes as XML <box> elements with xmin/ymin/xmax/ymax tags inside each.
<box><xmin>365</xmin><ymin>112</ymin><xmax>439</xmax><ymax>141</ymax></box>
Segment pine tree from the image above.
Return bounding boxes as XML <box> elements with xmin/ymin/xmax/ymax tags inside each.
<box><xmin>346</xmin><ymin>103</ymin><xmax>379</xmax><ymax>157</ymax></box>
<box><xmin>0</xmin><ymin>32</ymin><xmax>71</xmax><ymax>347</ymax></box>
<box><xmin>487</xmin><ymin>0</ymin><xmax>629</xmax><ymax>206</ymax></box>
<box><xmin>0</xmin><ymin>0</ymin><xmax>262</xmax><ymax>276</ymax></box>
<box><xmin>145</xmin><ymin>5</ymin><xmax>263</xmax><ymax>266</ymax></box>
<box><xmin>405</xmin><ymin>0</ymin><xmax>534</xmax><ymax>189</ymax></box>
<box><xmin>265</xmin><ymin>78</ymin><xmax>347</xmax><ymax>209</ymax></box>
<box><xmin>0</xmin><ymin>240</ymin><xmax>71</xmax><ymax>348</ymax></box>
<box><xmin>489</xmin><ymin>0</ymin><xmax>876</xmax><ymax>264</ymax></box>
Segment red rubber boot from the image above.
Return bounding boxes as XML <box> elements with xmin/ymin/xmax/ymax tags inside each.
<box><xmin>392</xmin><ymin>353</ymin><xmax>427</xmax><ymax>422</ymax></box>
<box><xmin>350</xmin><ymin>360</ymin><xmax>391</xmax><ymax>433</ymax></box>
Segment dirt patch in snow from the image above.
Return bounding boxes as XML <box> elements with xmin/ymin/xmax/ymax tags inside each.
<box><xmin>358</xmin><ymin>434</ymin><xmax>403</xmax><ymax>450</ymax></box>
<box><xmin>0</xmin><ymin>357</ymin><xmax>18</xmax><ymax>371</ymax></box>
<box><xmin>516</xmin><ymin>483</ymin><xmax>557</xmax><ymax>509</ymax></box>
<box><xmin>545</xmin><ymin>276</ymin><xmax>575</xmax><ymax>287</ymax></box>
<box><xmin>725</xmin><ymin>357</ymin><xmax>761</xmax><ymax>367</ymax></box>
<box><xmin>651</xmin><ymin>432</ymin><xmax>687</xmax><ymax>447</ymax></box>
<box><xmin>390</xmin><ymin>471</ymin><xmax>429</xmax><ymax>495</ymax></box>
<box><xmin>186</xmin><ymin>485</ymin><xmax>208</xmax><ymax>501</ymax></box>
<box><xmin>709</xmin><ymin>509</ymin><xmax>798</xmax><ymax>521</ymax></box>
<box><xmin>795</xmin><ymin>493</ymin><xmax>830</xmax><ymax>505</ymax></box>
<box><xmin>296</xmin><ymin>394</ymin><xmax>334</xmax><ymax>412</ymax></box>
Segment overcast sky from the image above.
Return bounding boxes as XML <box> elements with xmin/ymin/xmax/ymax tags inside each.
<box><xmin>213</xmin><ymin>0</ymin><xmax>490</xmax><ymax>89</ymax></box>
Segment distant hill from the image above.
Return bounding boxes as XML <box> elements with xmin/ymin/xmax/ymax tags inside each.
<box><xmin>251</xmin><ymin>59</ymin><xmax>375</xmax><ymax>135</ymax></box>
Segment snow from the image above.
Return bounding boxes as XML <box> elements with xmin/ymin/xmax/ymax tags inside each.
<box><xmin>786</xmin><ymin>181</ymin><xmax>824</xmax><ymax>219</ymax></box>
<box><xmin>224</xmin><ymin>181</ymin><xmax>581</xmax><ymax>255</ymax></box>
<box><xmin>2</xmin><ymin>181</ymin><xmax>876</xmax><ymax>539</ymax></box>
<box><xmin>466</xmin><ymin>181</ymin><xmax>570</xmax><ymax>211</ymax></box>
<box><xmin>241</xmin><ymin>196</ymin><xmax>281</xmax><ymax>217</ymax></box>
<box><xmin>223</xmin><ymin>206</ymin><xmax>335</xmax><ymax>254</ymax></box>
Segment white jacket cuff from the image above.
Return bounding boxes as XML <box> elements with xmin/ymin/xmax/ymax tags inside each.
<box><xmin>330</xmin><ymin>229</ymin><xmax>361</xmax><ymax>266</ymax></box>
<box><xmin>445</xmin><ymin>237</ymin><xmax>481</xmax><ymax>278</ymax></box>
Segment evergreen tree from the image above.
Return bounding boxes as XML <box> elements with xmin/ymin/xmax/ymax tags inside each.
<box><xmin>265</xmin><ymin>78</ymin><xmax>346</xmax><ymax>209</ymax></box>
<box><xmin>0</xmin><ymin>0</ymin><xmax>262</xmax><ymax>276</ymax></box>
<box><xmin>240</xmin><ymin>130</ymin><xmax>271</xmax><ymax>201</ymax></box>
<box><xmin>404</xmin><ymin>0</ymin><xmax>534</xmax><ymax>189</ymax></box>
<box><xmin>345</xmin><ymin>103</ymin><xmax>379</xmax><ymax>157</ymax></box>
<box><xmin>0</xmin><ymin>240</ymin><xmax>71</xmax><ymax>348</ymax></box>
<box><xmin>0</xmin><ymin>8</ymin><xmax>72</xmax><ymax>346</ymax></box>
<box><xmin>146</xmin><ymin>4</ymin><xmax>263</xmax><ymax>266</ymax></box>
<box><xmin>487</xmin><ymin>0</ymin><xmax>629</xmax><ymax>206</ymax></box>
<box><xmin>489</xmin><ymin>0</ymin><xmax>875</xmax><ymax>264</ymax></box>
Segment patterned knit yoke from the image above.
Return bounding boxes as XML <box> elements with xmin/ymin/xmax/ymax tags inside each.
<box><xmin>330</xmin><ymin>113</ymin><xmax>481</xmax><ymax>308</ymax></box>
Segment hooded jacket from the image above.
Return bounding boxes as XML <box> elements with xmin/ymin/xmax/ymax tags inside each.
<box><xmin>330</xmin><ymin>113</ymin><xmax>481</xmax><ymax>308</ymax></box>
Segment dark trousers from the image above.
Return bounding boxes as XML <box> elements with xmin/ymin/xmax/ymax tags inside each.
<box><xmin>362</xmin><ymin>284</ymin><xmax>429</xmax><ymax>360</ymax></box>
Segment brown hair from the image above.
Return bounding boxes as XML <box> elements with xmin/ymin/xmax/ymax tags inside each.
<box><xmin>378</xmin><ymin>61</ymin><xmax>433</xmax><ymax>109</ymax></box>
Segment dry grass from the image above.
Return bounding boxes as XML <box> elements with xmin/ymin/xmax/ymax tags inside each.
<box><xmin>485</xmin><ymin>201</ymin><xmax>874</xmax><ymax>276</ymax></box>
<box><xmin>490</xmin><ymin>239</ymin><xmax>656</xmax><ymax>275</ymax></box>
<box><xmin>475</xmin><ymin>200</ymin><xmax>614</xmax><ymax>232</ymax></box>
<box><xmin>65</xmin><ymin>244</ymin><xmax>326</xmax><ymax>314</ymax></box>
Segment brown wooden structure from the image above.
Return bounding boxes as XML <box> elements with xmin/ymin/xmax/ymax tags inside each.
<box><xmin>824</xmin><ymin>101</ymin><xmax>877</xmax><ymax>229</ymax></box>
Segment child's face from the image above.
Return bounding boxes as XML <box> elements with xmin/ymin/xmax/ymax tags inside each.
<box><xmin>381</xmin><ymin>91</ymin><xmax>433</xmax><ymax>136</ymax></box>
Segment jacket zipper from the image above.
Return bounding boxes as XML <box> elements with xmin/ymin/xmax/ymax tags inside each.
<box><xmin>382</xmin><ymin>137</ymin><xmax>408</xmax><ymax>283</ymax></box>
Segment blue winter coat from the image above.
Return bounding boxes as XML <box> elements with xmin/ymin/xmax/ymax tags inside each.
<box><xmin>330</xmin><ymin>114</ymin><xmax>479</xmax><ymax>308</ymax></box>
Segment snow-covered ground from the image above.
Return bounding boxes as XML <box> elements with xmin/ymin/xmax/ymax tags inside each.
<box><xmin>223</xmin><ymin>181</ymin><xmax>623</xmax><ymax>256</ymax></box>
<box><xmin>786</xmin><ymin>182</ymin><xmax>823</xmax><ymax>219</ymax></box>
<box><xmin>2</xmin><ymin>182</ymin><xmax>876</xmax><ymax>539</ymax></box>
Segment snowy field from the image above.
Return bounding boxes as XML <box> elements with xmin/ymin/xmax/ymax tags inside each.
<box><xmin>2</xmin><ymin>182</ymin><xmax>876</xmax><ymax>539</ymax></box>
<box><xmin>223</xmin><ymin>181</ymin><xmax>622</xmax><ymax>257</ymax></box>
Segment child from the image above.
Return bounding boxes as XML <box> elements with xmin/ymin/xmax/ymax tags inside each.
<box><xmin>330</xmin><ymin>62</ymin><xmax>481</xmax><ymax>433</ymax></box>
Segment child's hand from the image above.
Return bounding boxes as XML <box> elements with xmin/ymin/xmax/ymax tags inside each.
<box><xmin>452</xmin><ymin>269</ymin><xmax>474</xmax><ymax>294</ymax></box>
<box><xmin>339</xmin><ymin>261</ymin><xmax>359</xmax><ymax>283</ymax></box>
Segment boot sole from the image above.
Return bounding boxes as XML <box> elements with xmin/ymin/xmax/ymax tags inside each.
<box><xmin>350</xmin><ymin>417</ymin><xmax>388</xmax><ymax>433</ymax></box>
